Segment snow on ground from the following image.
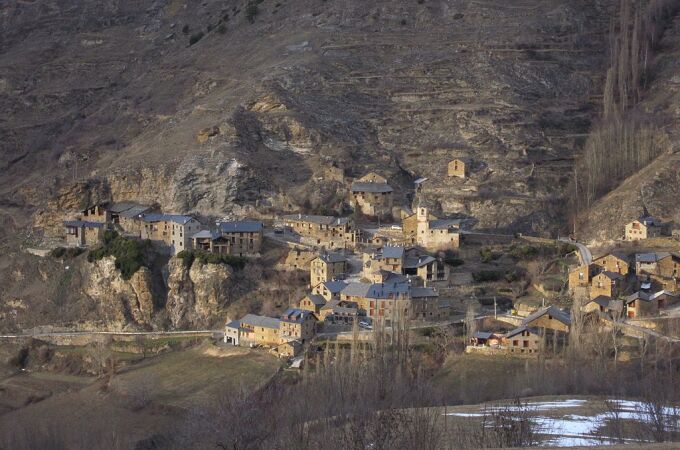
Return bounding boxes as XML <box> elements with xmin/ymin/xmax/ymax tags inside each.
<box><xmin>445</xmin><ymin>398</ymin><xmax>680</xmax><ymax>447</ymax></box>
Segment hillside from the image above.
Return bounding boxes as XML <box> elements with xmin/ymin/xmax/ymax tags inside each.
<box><xmin>1</xmin><ymin>0</ymin><xmax>617</xmax><ymax>245</ymax></box>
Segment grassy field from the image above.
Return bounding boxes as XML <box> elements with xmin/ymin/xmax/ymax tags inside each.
<box><xmin>0</xmin><ymin>341</ymin><xmax>281</xmax><ymax>447</ymax></box>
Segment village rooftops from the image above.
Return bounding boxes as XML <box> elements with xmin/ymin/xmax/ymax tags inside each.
<box><xmin>321</xmin><ymin>300</ymin><xmax>357</xmax><ymax>314</ymax></box>
<box><xmin>523</xmin><ymin>305</ymin><xmax>571</xmax><ymax>327</ymax></box>
<box><xmin>636</xmin><ymin>252</ymin><xmax>672</xmax><ymax>264</ymax></box>
<box><xmin>342</xmin><ymin>280</ymin><xmax>411</xmax><ymax>299</ymax></box>
<box><xmin>106</xmin><ymin>202</ymin><xmax>152</xmax><ymax>216</ymax></box>
<box><xmin>141</xmin><ymin>213</ymin><xmax>196</xmax><ymax>225</ymax></box>
<box><xmin>403</xmin><ymin>254</ymin><xmax>437</xmax><ymax>269</ymax></box>
<box><xmin>321</xmin><ymin>280</ymin><xmax>349</xmax><ymax>294</ymax></box>
<box><xmin>282</xmin><ymin>214</ymin><xmax>350</xmax><ymax>226</ymax></box>
<box><xmin>409</xmin><ymin>286</ymin><xmax>439</xmax><ymax>298</ymax></box>
<box><xmin>599</xmin><ymin>271</ymin><xmax>624</xmax><ymax>280</ymax></box>
<box><xmin>218</xmin><ymin>221</ymin><xmax>264</xmax><ymax>233</ymax></box>
<box><xmin>317</xmin><ymin>253</ymin><xmax>347</xmax><ymax>264</ymax></box>
<box><xmin>626</xmin><ymin>290</ymin><xmax>673</xmax><ymax>304</ymax></box>
<box><xmin>472</xmin><ymin>331</ymin><xmax>502</xmax><ymax>340</ymax></box>
<box><xmin>191</xmin><ymin>230</ymin><xmax>220</xmax><ymax>240</ymax></box>
<box><xmin>281</xmin><ymin>308</ymin><xmax>315</xmax><ymax>323</ymax></box>
<box><xmin>64</xmin><ymin>220</ymin><xmax>105</xmax><ymax>229</ymax></box>
<box><xmin>350</xmin><ymin>181</ymin><xmax>393</xmax><ymax>193</ymax></box>
<box><xmin>429</xmin><ymin>219</ymin><xmax>463</xmax><ymax>230</ymax></box>
<box><xmin>305</xmin><ymin>295</ymin><xmax>327</xmax><ymax>306</ymax></box>
<box><xmin>376</xmin><ymin>245</ymin><xmax>405</xmax><ymax>259</ymax></box>
<box><xmin>505</xmin><ymin>325</ymin><xmax>539</xmax><ymax>339</ymax></box>
<box><xmin>239</xmin><ymin>314</ymin><xmax>281</xmax><ymax>330</ymax></box>
<box><xmin>589</xmin><ymin>296</ymin><xmax>624</xmax><ymax>312</ymax></box>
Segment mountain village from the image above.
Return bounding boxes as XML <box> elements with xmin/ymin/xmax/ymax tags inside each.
<box><xmin>58</xmin><ymin>163</ymin><xmax>680</xmax><ymax>362</ymax></box>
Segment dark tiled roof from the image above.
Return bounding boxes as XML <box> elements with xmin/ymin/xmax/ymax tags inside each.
<box><xmin>523</xmin><ymin>305</ymin><xmax>571</xmax><ymax>327</ymax></box>
<box><xmin>218</xmin><ymin>221</ymin><xmax>263</xmax><ymax>233</ymax></box>
<box><xmin>118</xmin><ymin>205</ymin><xmax>153</xmax><ymax>218</ymax></box>
<box><xmin>322</xmin><ymin>280</ymin><xmax>348</xmax><ymax>293</ymax></box>
<box><xmin>64</xmin><ymin>220</ymin><xmax>105</xmax><ymax>229</ymax></box>
<box><xmin>225</xmin><ymin>319</ymin><xmax>241</xmax><ymax>329</ymax></box>
<box><xmin>598</xmin><ymin>271</ymin><xmax>624</xmax><ymax>280</ymax></box>
<box><xmin>192</xmin><ymin>230</ymin><xmax>220</xmax><ymax>239</ymax></box>
<box><xmin>350</xmin><ymin>181</ymin><xmax>393</xmax><ymax>193</ymax></box>
<box><xmin>141</xmin><ymin>214</ymin><xmax>197</xmax><ymax>225</ymax></box>
<box><xmin>403</xmin><ymin>255</ymin><xmax>436</xmax><ymax>269</ymax></box>
<box><xmin>305</xmin><ymin>295</ymin><xmax>327</xmax><ymax>306</ymax></box>
<box><xmin>410</xmin><ymin>287</ymin><xmax>439</xmax><ymax>298</ymax></box>
<box><xmin>378</xmin><ymin>246</ymin><xmax>405</xmax><ymax>259</ymax></box>
<box><xmin>429</xmin><ymin>219</ymin><xmax>462</xmax><ymax>230</ymax></box>
<box><xmin>318</xmin><ymin>252</ymin><xmax>347</xmax><ymax>264</ymax></box>
<box><xmin>282</xmin><ymin>214</ymin><xmax>350</xmax><ymax>226</ymax></box>
<box><xmin>240</xmin><ymin>314</ymin><xmax>280</xmax><ymax>329</ymax></box>
<box><xmin>281</xmin><ymin>308</ymin><xmax>315</xmax><ymax>323</ymax></box>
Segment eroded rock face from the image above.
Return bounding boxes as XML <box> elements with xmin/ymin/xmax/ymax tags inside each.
<box><xmin>83</xmin><ymin>257</ymin><xmax>155</xmax><ymax>330</ymax></box>
<box><xmin>165</xmin><ymin>257</ymin><xmax>232</xmax><ymax>329</ymax></box>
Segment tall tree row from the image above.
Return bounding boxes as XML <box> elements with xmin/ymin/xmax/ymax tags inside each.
<box><xmin>576</xmin><ymin>0</ymin><xmax>679</xmax><ymax>212</ymax></box>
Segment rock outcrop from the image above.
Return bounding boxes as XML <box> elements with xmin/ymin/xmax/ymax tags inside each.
<box><xmin>165</xmin><ymin>257</ymin><xmax>233</xmax><ymax>329</ymax></box>
<box><xmin>83</xmin><ymin>257</ymin><xmax>155</xmax><ymax>330</ymax></box>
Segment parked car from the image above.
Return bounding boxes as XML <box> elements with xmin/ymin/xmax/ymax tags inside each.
<box><xmin>274</xmin><ymin>227</ymin><xmax>284</xmax><ymax>234</ymax></box>
<box><xmin>359</xmin><ymin>321</ymin><xmax>373</xmax><ymax>330</ymax></box>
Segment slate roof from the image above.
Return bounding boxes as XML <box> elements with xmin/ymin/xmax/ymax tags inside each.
<box><xmin>638</xmin><ymin>216</ymin><xmax>662</xmax><ymax>227</ymax></box>
<box><xmin>239</xmin><ymin>314</ymin><xmax>281</xmax><ymax>329</ymax></box>
<box><xmin>594</xmin><ymin>252</ymin><xmax>630</xmax><ymax>263</ymax></box>
<box><xmin>403</xmin><ymin>255</ymin><xmax>436</xmax><ymax>269</ymax></box>
<box><xmin>378</xmin><ymin>246</ymin><xmax>405</xmax><ymax>259</ymax></box>
<box><xmin>430</xmin><ymin>219</ymin><xmax>462</xmax><ymax>230</ymax></box>
<box><xmin>341</xmin><ymin>282</ymin><xmax>373</xmax><ymax>298</ymax></box>
<box><xmin>225</xmin><ymin>319</ymin><xmax>241</xmax><ymax>330</ymax></box>
<box><xmin>636</xmin><ymin>252</ymin><xmax>670</xmax><ymax>264</ymax></box>
<box><xmin>218</xmin><ymin>221</ymin><xmax>263</xmax><ymax>233</ymax></box>
<box><xmin>410</xmin><ymin>287</ymin><xmax>439</xmax><ymax>298</ymax></box>
<box><xmin>282</xmin><ymin>214</ymin><xmax>350</xmax><ymax>226</ymax></box>
<box><xmin>523</xmin><ymin>305</ymin><xmax>571</xmax><ymax>327</ymax></box>
<box><xmin>64</xmin><ymin>220</ymin><xmax>105</xmax><ymax>229</ymax></box>
<box><xmin>118</xmin><ymin>205</ymin><xmax>153</xmax><ymax>218</ymax></box>
<box><xmin>192</xmin><ymin>230</ymin><xmax>220</xmax><ymax>239</ymax></box>
<box><xmin>317</xmin><ymin>253</ymin><xmax>347</xmax><ymax>264</ymax></box>
<box><xmin>281</xmin><ymin>308</ymin><xmax>315</xmax><ymax>323</ymax></box>
<box><xmin>597</xmin><ymin>271</ymin><xmax>624</xmax><ymax>280</ymax></box>
<box><xmin>626</xmin><ymin>290</ymin><xmax>673</xmax><ymax>304</ymax></box>
<box><xmin>141</xmin><ymin>214</ymin><xmax>196</xmax><ymax>225</ymax></box>
<box><xmin>304</xmin><ymin>295</ymin><xmax>327</xmax><ymax>306</ymax></box>
<box><xmin>589</xmin><ymin>296</ymin><xmax>624</xmax><ymax>312</ymax></box>
<box><xmin>321</xmin><ymin>280</ymin><xmax>349</xmax><ymax>294</ymax></box>
<box><xmin>505</xmin><ymin>325</ymin><xmax>539</xmax><ymax>339</ymax></box>
<box><xmin>350</xmin><ymin>181</ymin><xmax>393</xmax><ymax>193</ymax></box>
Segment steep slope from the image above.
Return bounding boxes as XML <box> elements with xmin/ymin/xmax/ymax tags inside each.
<box><xmin>580</xmin><ymin>13</ymin><xmax>680</xmax><ymax>243</ymax></box>
<box><xmin>1</xmin><ymin>0</ymin><xmax>616</xmax><ymax>244</ymax></box>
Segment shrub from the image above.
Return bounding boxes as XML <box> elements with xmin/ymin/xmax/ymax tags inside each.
<box><xmin>177</xmin><ymin>249</ymin><xmax>245</xmax><ymax>270</ymax></box>
<box><xmin>182</xmin><ymin>24</ymin><xmax>190</xmax><ymax>34</ymax></box>
<box><xmin>472</xmin><ymin>270</ymin><xmax>503</xmax><ymax>283</ymax></box>
<box><xmin>189</xmin><ymin>32</ymin><xmax>204</xmax><ymax>45</ymax></box>
<box><xmin>480</xmin><ymin>247</ymin><xmax>499</xmax><ymax>263</ymax></box>
<box><xmin>245</xmin><ymin>2</ymin><xmax>259</xmax><ymax>23</ymax></box>
<box><xmin>508</xmin><ymin>245</ymin><xmax>540</xmax><ymax>260</ymax></box>
<box><xmin>87</xmin><ymin>231</ymin><xmax>151</xmax><ymax>280</ymax></box>
<box><xmin>50</xmin><ymin>247</ymin><xmax>84</xmax><ymax>259</ymax></box>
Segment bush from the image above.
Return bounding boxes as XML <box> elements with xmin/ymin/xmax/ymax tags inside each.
<box><xmin>177</xmin><ymin>249</ymin><xmax>246</xmax><ymax>270</ymax></box>
<box><xmin>480</xmin><ymin>247</ymin><xmax>499</xmax><ymax>263</ymax></box>
<box><xmin>472</xmin><ymin>270</ymin><xmax>503</xmax><ymax>283</ymax></box>
<box><xmin>189</xmin><ymin>32</ymin><xmax>204</xmax><ymax>45</ymax></box>
<box><xmin>182</xmin><ymin>24</ymin><xmax>190</xmax><ymax>34</ymax></box>
<box><xmin>245</xmin><ymin>2</ymin><xmax>259</xmax><ymax>23</ymax></box>
<box><xmin>508</xmin><ymin>245</ymin><xmax>540</xmax><ymax>260</ymax></box>
<box><xmin>50</xmin><ymin>247</ymin><xmax>84</xmax><ymax>259</ymax></box>
<box><xmin>87</xmin><ymin>231</ymin><xmax>151</xmax><ymax>280</ymax></box>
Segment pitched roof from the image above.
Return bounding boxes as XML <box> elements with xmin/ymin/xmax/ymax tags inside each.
<box><xmin>281</xmin><ymin>308</ymin><xmax>315</xmax><ymax>323</ymax></box>
<box><xmin>240</xmin><ymin>314</ymin><xmax>280</xmax><ymax>329</ymax></box>
<box><xmin>523</xmin><ymin>305</ymin><xmax>571</xmax><ymax>327</ymax></box>
<box><xmin>321</xmin><ymin>280</ymin><xmax>348</xmax><ymax>293</ymax></box>
<box><xmin>192</xmin><ymin>230</ymin><xmax>220</xmax><ymax>240</ymax></box>
<box><xmin>596</xmin><ymin>271</ymin><xmax>624</xmax><ymax>280</ymax></box>
<box><xmin>594</xmin><ymin>252</ymin><xmax>630</xmax><ymax>263</ymax></box>
<box><xmin>638</xmin><ymin>216</ymin><xmax>662</xmax><ymax>227</ymax></box>
<box><xmin>378</xmin><ymin>246</ymin><xmax>405</xmax><ymax>259</ymax></box>
<box><xmin>341</xmin><ymin>282</ymin><xmax>373</xmax><ymax>298</ymax></box>
<box><xmin>63</xmin><ymin>220</ymin><xmax>105</xmax><ymax>229</ymax></box>
<box><xmin>410</xmin><ymin>287</ymin><xmax>439</xmax><ymax>298</ymax></box>
<box><xmin>225</xmin><ymin>319</ymin><xmax>241</xmax><ymax>330</ymax></box>
<box><xmin>505</xmin><ymin>325</ymin><xmax>539</xmax><ymax>339</ymax></box>
<box><xmin>403</xmin><ymin>255</ymin><xmax>437</xmax><ymax>269</ymax></box>
<box><xmin>317</xmin><ymin>252</ymin><xmax>347</xmax><ymax>264</ymax></box>
<box><xmin>430</xmin><ymin>219</ymin><xmax>462</xmax><ymax>230</ymax></box>
<box><xmin>626</xmin><ymin>290</ymin><xmax>673</xmax><ymax>304</ymax></box>
<box><xmin>218</xmin><ymin>221</ymin><xmax>263</xmax><ymax>233</ymax></box>
<box><xmin>141</xmin><ymin>213</ymin><xmax>197</xmax><ymax>225</ymax></box>
<box><xmin>636</xmin><ymin>252</ymin><xmax>671</xmax><ymax>264</ymax></box>
<box><xmin>350</xmin><ymin>182</ymin><xmax>393</xmax><ymax>193</ymax></box>
<box><xmin>118</xmin><ymin>205</ymin><xmax>153</xmax><ymax>218</ymax></box>
<box><xmin>304</xmin><ymin>294</ymin><xmax>327</xmax><ymax>306</ymax></box>
<box><xmin>282</xmin><ymin>214</ymin><xmax>350</xmax><ymax>226</ymax></box>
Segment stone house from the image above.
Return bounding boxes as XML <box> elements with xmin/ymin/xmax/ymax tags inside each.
<box><xmin>279</xmin><ymin>249</ymin><xmax>317</xmax><ymax>271</ymax></box>
<box><xmin>279</xmin><ymin>308</ymin><xmax>317</xmax><ymax>343</ymax></box>
<box><xmin>140</xmin><ymin>214</ymin><xmax>202</xmax><ymax>255</ymax></box>
<box><xmin>625</xmin><ymin>216</ymin><xmax>663</xmax><ymax>241</ymax></box>
<box><xmin>469</xmin><ymin>331</ymin><xmax>504</xmax><ymax>348</ymax></box>
<box><xmin>225</xmin><ymin>314</ymin><xmax>281</xmax><ymax>347</ymax></box>
<box><xmin>583</xmin><ymin>296</ymin><xmax>624</xmax><ymax>319</ymax></box>
<box><xmin>504</xmin><ymin>326</ymin><xmax>542</xmax><ymax>354</ymax></box>
<box><xmin>447</xmin><ymin>158</ymin><xmax>467</xmax><ymax>178</ymax></box>
<box><xmin>403</xmin><ymin>248</ymin><xmax>449</xmax><ymax>284</ymax></box>
<box><xmin>299</xmin><ymin>294</ymin><xmax>327</xmax><ymax>317</ymax></box>
<box><xmin>402</xmin><ymin>207</ymin><xmax>461</xmax><ymax>251</ymax></box>
<box><xmin>310</xmin><ymin>253</ymin><xmax>347</xmax><ymax>287</ymax></box>
<box><xmin>81</xmin><ymin>204</ymin><xmax>110</xmax><ymax>224</ymax></box>
<box><xmin>567</xmin><ymin>264</ymin><xmax>599</xmax><ymax>292</ymax></box>
<box><xmin>349</xmin><ymin>173</ymin><xmax>394</xmax><ymax>218</ymax></box>
<box><xmin>635</xmin><ymin>252</ymin><xmax>680</xmax><ymax>291</ymax></box>
<box><xmin>362</xmin><ymin>246</ymin><xmax>405</xmax><ymax>279</ymax></box>
<box><xmin>319</xmin><ymin>300</ymin><xmax>359</xmax><ymax>324</ymax></box>
<box><xmin>590</xmin><ymin>271</ymin><xmax>625</xmax><ymax>300</ymax></box>
<box><xmin>192</xmin><ymin>221</ymin><xmax>263</xmax><ymax>257</ymax></box>
<box><xmin>523</xmin><ymin>305</ymin><xmax>571</xmax><ymax>333</ymax></box>
<box><xmin>592</xmin><ymin>252</ymin><xmax>630</xmax><ymax>276</ymax></box>
<box><xmin>63</xmin><ymin>220</ymin><xmax>106</xmax><ymax>247</ymax></box>
<box><xmin>625</xmin><ymin>290</ymin><xmax>677</xmax><ymax>318</ymax></box>
<box><xmin>80</xmin><ymin>202</ymin><xmax>154</xmax><ymax>234</ymax></box>
<box><xmin>276</xmin><ymin>340</ymin><xmax>303</xmax><ymax>358</ymax></box>
<box><xmin>282</xmin><ymin>214</ymin><xmax>357</xmax><ymax>248</ymax></box>
<box><xmin>312</xmin><ymin>280</ymin><xmax>349</xmax><ymax>301</ymax></box>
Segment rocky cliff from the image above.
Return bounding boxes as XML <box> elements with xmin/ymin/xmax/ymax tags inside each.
<box><xmin>165</xmin><ymin>257</ymin><xmax>233</xmax><ymax>329</ymax></box>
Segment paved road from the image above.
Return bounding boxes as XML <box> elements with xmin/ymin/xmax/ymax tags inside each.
<box><xmin>0</xmin><ymin>330</ymin><xmax>221</xmax><ymax>339</ymax></box>
<box><xmin>559</xmin><ymin>237</ymin><xmax>592</xmax><ymax>266</ymax></box>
